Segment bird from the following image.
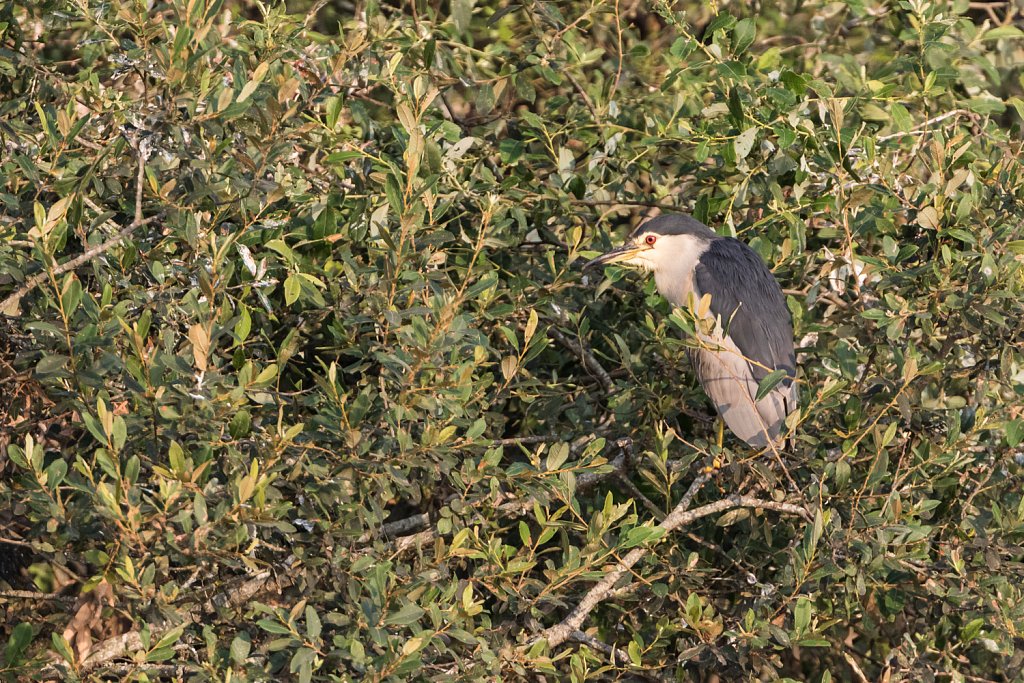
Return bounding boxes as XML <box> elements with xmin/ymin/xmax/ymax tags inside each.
<box><xmin>585</xmin><ymin>214</ymin><xmax>798</xmax><ymax>449</ymax></box>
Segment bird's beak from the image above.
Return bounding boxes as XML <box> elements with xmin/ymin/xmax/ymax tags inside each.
<box><xmin>583</xmin><ymin>243</ymin><xmax>643</xmax><ymax>270</ymax></box>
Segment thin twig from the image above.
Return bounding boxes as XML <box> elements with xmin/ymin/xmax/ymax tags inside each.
<box><xmin>40</xmin><ymin>558</ymin><xmax>299</xmax><ymax>676</ymax></box>
<box><xmin>877</xmin><ymin>109</ymin><xmax>968</xmax><ymax>141</ymax></box>
<box><xmin>570</xmin><ymin>197</ymin><xmax>683</xmax><ymax>210</ymax></box>
<box><xmin>534</xmin><ymin>476</ymin><xmax>811</xmax><ymax>648</ymax></box>
<box><xmin>570</xmin><ymin>629</ymin><xmax>631</xmax><ymax>666</ymax></box>
<box><xmin>1</xmin><ymin>154</ymin><xmax>157</xmax><ymax>317</ymax></box>
<box><xmin>133</xmin><ymin>147</ymin><xmax>144</xmax><ymax>221</ymax></box>
<box><xmin>616</xmin><ymin>473</ymin><xmax>664</xmax><ymax>521</ymax></box>
<box><xmin>565</xmin><ymin>70</ymin><xmax>600</xmax><ymax>125</ymax></box>
<box><xmin>608</xmin><ymin>0</ymin><xmax>624</xmax><ymax>103</ymax></box>
<box><xmin>548</xmin><ymin>327</ymin><xmax>615</xmax><ymax>394</ymax></box>
<box><xmin>377</xmin><ymin>440</ymin><xmax>632</xmax><ymax>548</ymax></box>
<box><xmin>491</xmin><ymin>435</ymin><xmax>560</xmax><ymax>447</ymax></box>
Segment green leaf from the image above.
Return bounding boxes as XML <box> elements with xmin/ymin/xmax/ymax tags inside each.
<box><xmin>305</xmin><ymin>605</ymin><xmax>322</xmax><ymax>640</ymax></box>
<box><xmin>257</xmin><ymin>619</ymin><xmax>293</xmax><ymax>635</ymax></box>
<box><xmin>35</xmin><ymin>354</ymin><xmax>69</xmax><ymax>375</ymax></box>
<box><xmin>284</xmin><ymin>274</ymin><xmax>301</xmax><ymax>306</ymax></box>
<box><xmin>45</xmin><ymin>458</ymin><xmax>67</xmax><ymax>488</ymax></box>
<box><xmin>465</xmin><ymin>417</ymin><xmax>486</xmax><ymax>440</ymax></box>
<box><xmin>981</xmin><ymin>25</ymin><xmax>1024</xmax><ymax>40</ymax></box>
<box><xmin>384</xmin><ymin>602</ymin><xmax>424</xmax><ymax>626</ymax></box>
<box><xmin>796</xmin><ymin>638</ymin><xmax>831</xmax><ymax>647</ymax></box>
<box><xmin>622</xmin><ymin>525</ymin><xmax>656</xmax><ymax>548</ymax></box>
<box><xmin>890</xmin><ymin>103</ymin><xmax>911</xmax><ymax>132</ymax></box>
<box><xmin>755</xmin><ymin>369</ymin><xmax>789</xmax><ymax>401</ymax></box>
<box><xmin>234</xmin><ymin>304</ymin><xmax>252</xmax><ymax>343</ymax></box>
<box><xmin>230</xmin><ymin>633</ymin><xmax>251</xmax><ymax>664</ymax></box>
<box><xmin>627</xmin><ymin>639</ymin><xmax>642</xmax><ymax>666</ymax></box>
<box><xmin>961</xmin><ymin>617</ymin><xmax>984</xmax><ymax>642</ymax></box>
<box><xmin>670</xmin><ymin>37</ymin><xmax>694</xmax><ymax>59</ymax></box>
<box><xmin>152</xmin><ymin>626</ymin><xmax>185</xmax><ymax>653</ymax></box>
<box><xmin>733</xmin><ymin>18</ymin><xmax>756</xmax><ymax>54</ymax></box>
<box><xmin>5</xmin><ymin>623</ymin><xmax>33</xmax><ymax>664</ymax></box>
<box><xmin>793</xmin><ymin>597</ymin><xmax>811</xmax><ymax>635</ymax></box>
<box><xmin>385</xmin><ymin>172</ymin><xmax>404</xmax><ymax>214</ymax></box>
<box><xmin>452</xmin><ymin>0</ymin><xmax>473</xmax><ymax>32</ymax></box>
<box><xmin>545</xmin><ymin>442</ymin><xmax>569</xmax><ymax>471</ymax></box>
<box><xmin>1006</xmin><ymin>420</ymin><xmax>1023</xmax><ymax>447</ymax></box>
<box><xmin>734</xmin><ymin>126</ymin><xmax>757</xmax><ymax>159</ymax></box>
<box><xmin>237</xmin><ymin>61</ymin><xmax>269</xmax><ymax>102</ymax></box>
<box><xmin>705</xmin><ymin>12</ymin><xmax>737</xmax><ymax>36</ymax></box>
<box><xmin>965</xmin><ymin>97</ymin><xmax>1005</xmax><ymax>115</ymax></box>
<box><xmin>194</xmin><ymin>492</ymin><xmax>208</xmax><ymax>525</ymax></box>
<box><xmin>230</xmin><ymin>409</ymin><xmax>252</xmax><ymax>439</ymax></box>
<box><xmin>51</xmin><ymin>632</ymin><xmax>74</xmax><ymax>664</ymax></box>
<box><xmin>81</xmin><ymin>412</ymin><xmax>107</xmax><ymax>445</ymax></box>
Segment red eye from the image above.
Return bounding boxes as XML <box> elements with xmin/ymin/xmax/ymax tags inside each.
<box><xmin>644</xmin><ymin>234</ymin><xmax>657</xmax><ymax>246</ymax></box>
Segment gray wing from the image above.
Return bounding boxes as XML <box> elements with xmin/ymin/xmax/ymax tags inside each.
<box><xmin>691</xmin><ymin>239</ymin><xmax>797</xmax><ymax>447</ymax></box>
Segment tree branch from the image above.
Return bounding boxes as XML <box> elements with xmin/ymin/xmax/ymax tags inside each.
<box><xmin>368</xmin><ymin>438</ymin><xmax>633</xmax><ymax>545</ymax></box>
<box><xmin>570</xmin><ymin>629</ymin><xmax>631</xmax><ymax>666</ymax></box>
<box><xmin>40</xmin><ymin>558</ymin><xmax>299</xmax><ymax>676</ymax></box>
<box><xmin>548</xmin><ymin>327</ymin><xmax>615</xmax><ymax>394</ymax></box>
<box><xmin>1</xmin><ymin>150</ymin><xmax>157</xmax><ymax>317</ymax></box>
<box><xmin>534</xmin><ymin>476</ymin><xmax>811</xmax><ymax>649</ymax></box>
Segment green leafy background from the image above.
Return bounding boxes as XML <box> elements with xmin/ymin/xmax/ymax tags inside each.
<box><xmin>2</xmin><ymin>0</ymin><xmax>1024</xmax><ymax>680</ymax></box>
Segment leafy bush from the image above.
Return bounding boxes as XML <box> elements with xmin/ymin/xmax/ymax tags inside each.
<box><xmin>2</xmin><ymin>0</ymin><xmax>1024</xmax><ymax>680</ymax></box>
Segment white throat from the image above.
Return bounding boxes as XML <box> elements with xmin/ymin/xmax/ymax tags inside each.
<box><xmin>650</xmin><ymin>234</ymin><xmax>712</xmax><ymax>308</ymax></box>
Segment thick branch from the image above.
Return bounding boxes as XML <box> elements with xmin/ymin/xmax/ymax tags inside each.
<box><xmin>40</xmin><ymin>559</ymin><xmax>298</xmax><ymax>676</ymax></box>
<box><xmin>535</xmin><ymin>477</ymin><xmax>811</xmax><ymax>649</ymax></box>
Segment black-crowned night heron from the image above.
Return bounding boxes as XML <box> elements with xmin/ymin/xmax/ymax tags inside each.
<box><xmin>586</xmin><ymin>214</ymin><xmax>797</xmax><ymax>448</ymax></box>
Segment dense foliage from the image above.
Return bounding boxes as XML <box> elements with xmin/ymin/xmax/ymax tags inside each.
<box><xmin>2</xmin><ymin>0</ymin><xmax>1024</xmax><ymax>680</ymax></box>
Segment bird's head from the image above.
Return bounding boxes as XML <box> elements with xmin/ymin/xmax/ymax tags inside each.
<box><xmin>584</xmin><ymin>214</ymin><xmax>718</xmax><ymax>274</ymax></box>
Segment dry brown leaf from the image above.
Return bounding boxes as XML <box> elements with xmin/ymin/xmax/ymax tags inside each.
<box><xmin>61</xmin><ymin>579</ymin><xmax>125</xmax><ymax>663</ymax></box>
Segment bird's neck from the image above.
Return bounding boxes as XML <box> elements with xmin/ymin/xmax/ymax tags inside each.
<box><xmin>654</xmin><ymin>268</ymin><xmax>695</xmax><ymax>307</ymax></box>
<box><xmin>652</xmin><ymin>237</ymin><xmax>709</xmax><ymax>307</ymax></box>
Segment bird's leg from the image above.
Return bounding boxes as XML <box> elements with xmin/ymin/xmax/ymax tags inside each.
<box><xmin>702</xmin><ymin>418</ymin><xmax>726</xmax><ymax>475</ymax></box>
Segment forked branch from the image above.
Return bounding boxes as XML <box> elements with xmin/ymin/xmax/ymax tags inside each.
<box><xmin>534</xmin><ymin>473</ymin><xmax>811</xmax><ymax>649</ymax></box>
<box><xmin>1</xmin><ymin>145</ymin><xmax>156</xmax><ymax>317</ymax></box>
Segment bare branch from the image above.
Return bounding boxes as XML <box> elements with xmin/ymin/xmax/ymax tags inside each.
<box><xmin>0</xmin><ymin>589</ymin><xmax>75</xmax><ymax>602</ymax></box>
<box><xmin>570</xmin><ymin>197</ymin><xmax>684</xmax><ymax>210</ymax></box>
<box><xmin>491</xmin><ymin>434</ymin><xmax>560</xmax><ymax>447</ymax></box>
<box><xmin>40</xmin><ymin>559</ymin><xmax>299</xmax><ymax>676</ymax></box>
<box><xmin>570</xmin><ymin>630</ymin><xmax>631</xmax><ymax>666</ymax></box>
<box><xmin>534</xmin><ymin>475</ymin><xmax>812</xmax><ymax>649</ymax></box>
<box><xmin>368</xmin><ymin>438</ymin><xmax>633</xmax><ymax>546</ymax></box>
<box><xmin>1</xmin><ymin>153</ymin><xmax>157</xmax><ymax>318</ymax></box>
<box><xmin>565</xmin><ymin>70</ymin><xmax>601</xmax><ymax>125</ymax></box>
<box><xmin>548</xmin><ymin>327</ymin><xmax>615</xmax><ymax>394</ymax></box>
<box><xmin>877</xmin><ymin>109</ymin><xmax>969</xmax><ymax>141</ymax></box>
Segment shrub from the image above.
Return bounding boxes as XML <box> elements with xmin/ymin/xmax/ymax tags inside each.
<box><xmin>2</xmin><ymin>0</ymin><xmax>1023</xmax><ymax>680</ymax></box>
